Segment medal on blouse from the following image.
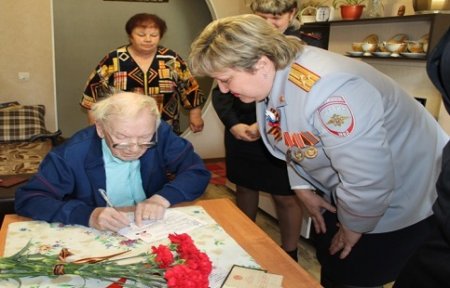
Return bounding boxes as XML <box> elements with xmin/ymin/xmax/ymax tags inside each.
<box><xmin>290</xmin><ymin>147</ymin><xmax>304</xmax><ymax>163</ymax></box>
<box><xmin>304</xmin><ymin>146</ymin><xmax>318</xmax><ymax>159</ymax></box>
<box><xmin>284</xmin><ymin>131</ymin><xmax>320</xmax><ymax>163</ymax></box>
<box><xmin>284</xmin><ymin>132</ymin><xmax>304</xmax><ymax>163</ymax></box>
<box><xmin>301</xmin><ymin>131</ymin><xmax>319</xmax><ymax>159</ymax></box>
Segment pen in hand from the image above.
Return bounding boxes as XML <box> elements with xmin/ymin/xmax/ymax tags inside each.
<box><xmin>98</xmin><ymin>188</ymin><xmax>114</xmax><ymax>208</ymax></box>
<box><xmin>98</xmin><ymin>189</ymin><xmax>136</xmax><ymax>229</ymax></box>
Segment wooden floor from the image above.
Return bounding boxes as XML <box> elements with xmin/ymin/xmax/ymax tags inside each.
<box><xmin>200</xmin><ymin>183</ymin><xmax>322</xmax><ymax>282</ymax></box>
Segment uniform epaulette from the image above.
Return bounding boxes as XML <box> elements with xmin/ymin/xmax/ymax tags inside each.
<box><xmin>288</xmin><ymin>63</ymin><xmax>320</xmax><ymax>92</ymax></box>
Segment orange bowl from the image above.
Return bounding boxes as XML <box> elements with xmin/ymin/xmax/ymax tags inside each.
<box><xmin>352</xmin><ymin>42</ymin><xmax>364</xmax><ymax>52</ymax></box>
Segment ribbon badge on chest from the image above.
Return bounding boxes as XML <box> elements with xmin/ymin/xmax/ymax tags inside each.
<box><xmin>265</xmin><ymin>108</ymin><xmax>282</xmax><ymax>142</ymax></box>
<box><xmin>284</xmin><ymin>131</ymin><xmax>320</xmax><ymax>164</ymax></box>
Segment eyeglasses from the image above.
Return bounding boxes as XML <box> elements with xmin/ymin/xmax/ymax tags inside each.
<box><xmin>104</xmin><ymin>128</ymin><xmax>158</xmax><ymax>151</ymax></box>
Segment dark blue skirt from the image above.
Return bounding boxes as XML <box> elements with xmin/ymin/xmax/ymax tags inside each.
<box><xmin>314</xmin><ymin>212</ymin><xmax>436</xmax><ymax>287</ymax></box>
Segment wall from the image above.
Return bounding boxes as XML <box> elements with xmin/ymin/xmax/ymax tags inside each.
<box><xmin>53</xmin><ymin>0</ymin><xmax>213</xmax><ymax>138</ymax></box>
<box><xmin>0</xmin><ymin>0</ymin><xmax>57</xmax><ymax>132</ymax></box>
<box><xmin>182</xmin><ymin>0</ymin><xmax>251</xmax><ymax>158</ymax></box>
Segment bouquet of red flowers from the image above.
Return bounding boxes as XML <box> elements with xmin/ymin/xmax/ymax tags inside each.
<box><xmin>0</xmin><ymin>233</ymin><xmax>212</xmax><ymax>288</ymax></box>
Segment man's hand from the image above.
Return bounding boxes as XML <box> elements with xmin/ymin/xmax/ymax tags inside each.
<box><xmin>89</xmin><ymin>207</ymin><xmax>131</xmax><ymax>232</ymax></box>
<box><xmin>134</xmin><ymin>195</ymin><xmax>170</xmax><ymax>227</ymax></box>
<box><xmin>189</xmin><ymin>108</ymin><xmax>204</xmax><ymax>133</ymax></box>
<box><xmin>294</xmin><ymin>189</ymin><xmax>336</xmax><ymax>234</ymax></box>
<box><xmin>329</xmin><ymin>223</ymin><xmax>362</xmax><ymax>259</ymax></box>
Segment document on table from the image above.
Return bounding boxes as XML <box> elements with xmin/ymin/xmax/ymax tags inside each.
<box><xmin>221</xmin><ymin>265</ymin><xmax>283</xmax><ymax>288</ymax></box>
<box><xmin>118</xmin><ymin>209</ymin><xmax>208</xmax><ymax>243</ymax></box>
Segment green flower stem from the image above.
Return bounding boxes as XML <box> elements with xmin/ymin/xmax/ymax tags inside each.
<box><xmin>0</xmin><ymin>235</ymin><xmax>206</xmax><ymax>288</ymax></box>
<box><xmin>0</xmin><ymin>252</ymin><xmax>167</xmax><ymax>284</ymax></box>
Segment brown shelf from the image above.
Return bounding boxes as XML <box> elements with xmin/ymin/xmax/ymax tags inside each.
<box><xmin>301</xmin><ymin>13</ymin><xmax>447</xmax><ymax>119</ymax></box>
<box><xmin>346</xmin><ymin>55</ymin><xmax>427</xmax><ymax>60</ymax></box>
<box><xmin>327</xmin><ymin>13</ymin><xmax>447</xmax><ymax>25</ymax></box>
<box><xmin>304</xmin><ymin>13</ymin><xmax>450</xmax><ymax>59</ymax></box>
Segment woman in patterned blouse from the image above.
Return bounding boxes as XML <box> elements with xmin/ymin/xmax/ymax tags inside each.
<box><xmin>80</xmin><ymin>13</ymin><xmax>206</xmax><ymax>135</ymax></box>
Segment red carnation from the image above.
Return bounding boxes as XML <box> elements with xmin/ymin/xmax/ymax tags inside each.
<box><xmin>165</xmin><ymin>265</ymin><xmax>208</xmax><ymax>288</ymax></box>
<box><xmin>151</xmin><ymin>244</ymin><xmax>175</xmax><ymax>268</ymax></box>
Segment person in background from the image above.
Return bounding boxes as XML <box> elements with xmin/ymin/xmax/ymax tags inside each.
<box><xmin>393</xmin><ymin>27</ymin><xmax>450</xmax><ymax>288</ymax></box>
<box><xmin>212</xmin><ymin>0</ymin><xmax>305</xmax><ymax>262</ymax></box>
<box><xmin>188</xmin><ymin>14</ymin><xmax>448</xmax><ymax>288</ymax></box>
<box><xmin>80</xmin><ymin>13</ymin><xmax>205</xmax><ymax>135</ymax></box>
<box><xmin>15</xmin><ymin>92</ymin><xmax>210</xmax><ymax>231</ymax></box>
<box><xmin>251</xmin><ymin>0</ymin><xmax>323</xmax><ymax>47</ymax></box>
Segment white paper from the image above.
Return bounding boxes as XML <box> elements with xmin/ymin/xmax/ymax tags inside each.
<box><xmin>221</xmin><ymin>265</ymin><xmax>283</xmax><ymax>288</ymax></box>
<box><xmin>118</xmin><ymin>209</ymin><xmax>208</xmax><ymax>243</ymax></box>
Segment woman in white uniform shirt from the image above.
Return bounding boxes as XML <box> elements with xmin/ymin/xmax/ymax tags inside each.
<box><xmin>188</xmin><ymin>14</ymin><xmax>448</xmax><ymax>288</ymax></box>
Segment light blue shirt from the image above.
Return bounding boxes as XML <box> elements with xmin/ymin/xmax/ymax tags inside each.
<box><xmin>102</xmin><ymin>140</ymin><xmax>146</xmax><ymax>206</ymax></box>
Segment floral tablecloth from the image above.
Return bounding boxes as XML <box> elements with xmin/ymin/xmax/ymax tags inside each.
<box><xmin>1</xmin><ymin>206</ymin><xmax>259</xmax><ymax>287</ymax></box>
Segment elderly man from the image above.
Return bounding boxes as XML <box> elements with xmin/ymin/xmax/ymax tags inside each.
<box><xmin>15</xmin><ymin>92</ymin><xmax>210</xmax><ymax>231</ymax></box>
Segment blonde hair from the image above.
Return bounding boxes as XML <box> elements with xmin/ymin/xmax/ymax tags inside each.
<box><xmin>250</xmin><ymin>0</ymin><xmax>301</xmax><ymax>30</ymax></box>
<box><xmin>188</xmin><ymin>14</ymin><xmax>303</xmax><ymax>77</ymax></box>
<box><xmin>92</xmin><ymin>92</ymin><xmax>161</xmax><ymax>127</ymax></box>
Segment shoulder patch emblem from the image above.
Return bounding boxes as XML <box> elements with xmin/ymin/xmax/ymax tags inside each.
<box><xmin>318</xmin><ymin>96</ymin><xmax>355</xmax><ymax>137</ymax></box>
<box><xmin>288</xmin><ymin>63</ymin><xmax>320</xmax><ymax>92</ymax></box>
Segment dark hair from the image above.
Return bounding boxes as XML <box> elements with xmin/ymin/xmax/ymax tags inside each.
<box><xmin>250</xmin><ymin>0</ymin><xmax>298</xmax><ymax>15</ymax></box>
<box><xmin>125</xmin><ymin>13</ymin><xmax>167</xmax><ymax>38</ymax></box>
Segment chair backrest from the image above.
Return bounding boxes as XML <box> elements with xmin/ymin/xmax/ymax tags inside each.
<box><xmin>427</xmin><ymin>27</ymin><xmax>450</xmax><ymax>114</ymax></box>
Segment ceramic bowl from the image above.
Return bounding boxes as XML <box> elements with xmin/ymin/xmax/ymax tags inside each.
<box><xmin>378</xmin><ymin>42</ymin><xmax>389</xmax><ymax>52</ymax></box>
<box><xmin>387</xmin><ymin>33</ymin><xmax>408</xmax><ymax>44</ymax></box>
<box><xmin>362</xmin><ymin>34</ymin><xmax>379</xmax><ymax>44</ymax></box>
<box><xmin>423</xmin><ymin>42</ymin><xmax>429</xmax><ymax>53</ymax></box>
<box><xmin>361</xmin><ymin>42</ymin><xmax>378</xmax><ymax>56</ymax></box>
<box><xmin>352</xmin><ymin>42</ymin><xmax>364</xmax><ymax>52</ymax></box>
<box><xmin>406</xmin><ymin>41</ymin><xmax>424</xmax><ymax>53</ymax></box>
<box><xmin>385</xmin><ymin>42</ymin><xmax>407</xmax><ymax>57</ymax></box>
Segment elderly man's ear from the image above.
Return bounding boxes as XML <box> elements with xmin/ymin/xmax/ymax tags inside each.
<box><xmin>95</xmin><ymin>122</ymin><xmax>106</xmax><ymax>139</ymax></box>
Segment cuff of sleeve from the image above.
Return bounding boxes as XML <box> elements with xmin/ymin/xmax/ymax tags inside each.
<box><xmin>70</xmin><ymin>205</ymin><xmax>95</xmax><ymax>227</ymax></box>
<box><xmin>337</xmin><ymin>204</ymin><xmax>380</xmax><ymax>233</ymax></box>
<box><xmin>291</xmin><ymin>185</ymin><xmax>315</xmax><ymax>190</ymax></box>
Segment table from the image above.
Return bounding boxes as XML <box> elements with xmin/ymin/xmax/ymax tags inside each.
<box><xmin>0</xmin><ymin>174</ymin><xmax>31</xmax><ymax>223</ymax></box>
<box><xmin>0</xmin><ymin>198</ymin><xmax>321</xmax><ymax>288</ymax></box>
